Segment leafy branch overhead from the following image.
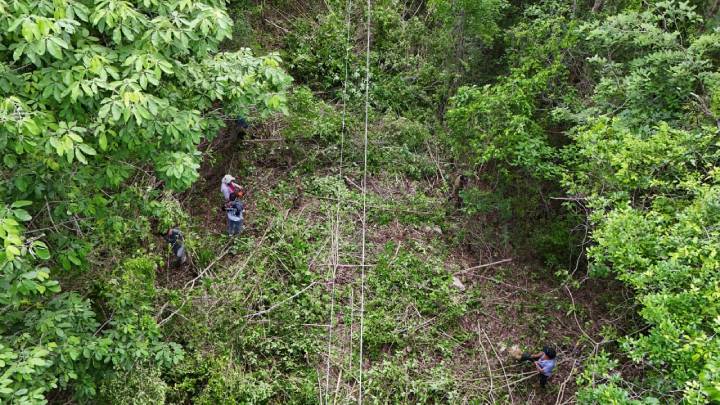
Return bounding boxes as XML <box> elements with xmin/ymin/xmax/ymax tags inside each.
<box><xmin>0</xmin><ymin>0</ymin><xmax>290</xmax><ymax>402</ymax></box>
<box><xmin>1</xmin><ymin>0</ymin><xmax>291</xmax><ymax>192</ymax></box>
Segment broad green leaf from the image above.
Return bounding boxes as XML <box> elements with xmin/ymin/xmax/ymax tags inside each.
<box><xmin>13</xmin><ymin>209</ymin><xmax>32</xmax><ymax>222</ymax></box>
<box><xmin>10</xmin><ymin>201</ymin><xmax>32</xmax><ymax>208</ymax></box>
<box><xmin>111</xmin><ymin>104</ymin><xmax>122</xmax><ymax>122</ymax></box>
<box><xmin>3</xmin><ymin>154</ymin><xmax>17</xmax><ymax>168</ymax></box>
<box><xmin>21</xmin><ymin>22</ymin><xmax>36</xmax><ymax>42</ymax></box>
<box><xmin>34</xmin><ymin>245</ymin><xmax>51</xmax><ymax>260</ymax></box>
<box><xmin>15</xmin><ymin>177</ymin><xmax>29</xmax><ymax>192</ymax></box>
<box><xmin>75</xmin><ymin>148</ymin><xmax>87</xmax><ymax>164</ymax></box>
<box><xmin>46</xmin><ymin>38</ymin><xmax>62</xmax><ymax>59</ymax></box>
<box><xmin>78</xmin><ymin>143</ymin><xmax>97</xmax><ymax>156</ymax></box>
<box><xmin>13</xmin><ymin>44</ymin><xmax>26</xmax><ymax>61</ymax></box>
<box><xmin>67</xmin><ymin>253</ymin><xmax>81</xmax><ymax>266</ymax></box>
<box><xmin>99</xmin><ymin>133</ymin><xmax>108</xmax><ymax>151</ymax></box>
<box><xmin>50</xmin><ymin>36</ymin><xmax>69</xmax><ymax>49</ymax></box>
<box><xmin>6</xmin><ymin>245</ymin><xmax>20</xmax><ymax>260</ymax></box>
<box><xmin>35</xmin><ymin>38</ymin><xmax>46</xmax><ymax>56</ymax></box>
<box><xmin>24</xmin><ymin>119</ymin><xmax>41</xmax><ymax>136</ymax></box>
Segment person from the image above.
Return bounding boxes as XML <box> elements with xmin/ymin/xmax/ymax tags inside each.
<box><xmin>225</xmin><ymin>192</ymin><xmax>244</xmax><ymax>236</ymax></box>
<box><xmin>221</xmin><ymin>174</ymin><xmax>243</xmax><ymax>202</ymax></box>
<box><xmin>234</xmin><ymin>116</ymin><xmax>250</xmax><ymax>141</ymax></box>
<box><xmin>236</xmin><ymin>116</ymin><xmax>250</xmax><ymax>130</ymax></box>
<box><xmin>520</xmin><ymin>346</ymin><xmax>557</xmax><ymax>387</ymax></box>
<box><xmin>162</xmin><ymin>227</ymin><xmax>187</xmax><ymax>267</ymax></box>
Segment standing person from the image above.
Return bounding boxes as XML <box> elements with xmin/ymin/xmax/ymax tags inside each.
<box><xmin>520</xmin><ymin>346</ymin><xmax>557</xmax><ymax>387</ymax></box>
<box><xmin>161</xmin><ymin>227</ymin><xmax>187</xmax><ymax>267</ymax></box>
<box><xmin>220</xmin><ymin>174</ymin><xmax>243</xmax><ymax>203</ymax></box>
<box><xmin>225</xmin><ymin>192</ymin><xmax>244</xmax><ymax>236</ymax></box>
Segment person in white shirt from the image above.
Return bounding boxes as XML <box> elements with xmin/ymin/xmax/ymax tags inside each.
<box><xmin>220</xmin><ymin>174</ymin><xmax>243</xmax><ymax>202</ymax></box>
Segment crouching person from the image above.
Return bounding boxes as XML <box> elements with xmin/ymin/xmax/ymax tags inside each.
<box><xmin>162</xmin><ymin>227</ymin><xmax>187</xmax><ymax>267</ymax></box>
<box><xmin>520</xmin><ymin>346</ymin><xmax>557</xmax><ymax>388</ymax></box>
<box><xmin>225</xmin><ymin>192</ymin><xmax>244</xmax><ymax>236</ymax></box>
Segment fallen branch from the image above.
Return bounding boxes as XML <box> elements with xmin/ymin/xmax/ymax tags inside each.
<box><xmin>93</xmin><ymin>310</ymin><xmax>115</xmax><ymax>337</ymax></box>
<box><xmin>550</xmin><ymin>196</ymin><xmax>587</xmax><ymax>202</ymax></box>
<box><xmin>394</xmin><ymin>316</ymin><xmax>437</xmax><ymax>334</ymax></box>
<box><xmin>317</xmin><ymin>368</ymin><xmax>324</xmax><ymax>405</ymax></box>
<box><xmin>183</xmin><ymin>239</ymin><xmax>234</xmax><ymax>289</ymax></box>
<box><xmin>25</xmin><ymin>218</ymin><xmax>91</xmax><ymax>234</ymax></box>
<box><xmin>264</xmin><ymin>18</ymin><xmax>290</xmax><ymax>33</ymax></box>
<box><xmin>477</xmin><ymin>321</ymin><xmax>496</xmax><ymax>403</ymax></box>
<box><xmin>482</xmin><ymin>328</ymin><xmax>515</xmax><ymax>404</ymax></box>
<box><xmin>333</xmin><ymin>368</ymin><xmax>343</xmax><ymax>405</ymax></box>
<box><xmin>564</xmin><ymin>285</ymin><xmax>599</xmax><ymax>350</ymax></box>
<box><xmin>424</xmin><ymin>138</ymin><xmax>446</xmax><ymax>184</ymax></box>
<box><xmin>158</xmin><ymin>299</ymin><xmax>190</xmax><ymax>327</ymax></box>
<box><xmin>230</xmin><ymin>214</ymin><xmax>279</xmax><ymax>283</ymax></box>
<box><xmin>455</xmin><ymin>258</ymin><xmax>512</xmax><ymax>275</ymax></box>
<box><xmin>555</xmin><ymin>358</ymin><xmax>578</xmax><ymax>405</ymax></box>
<box><xmin>309</xmin><ymin>194</ymin><xmax>433</xmax><ymax>216</ymax></box>
<box><xmin>343</xmin><ymin>176</ymin><xmax>363</xmax><ymax>193</ymax></box>
<box><xmin>506</xmin><ymin>371</ymin><xmax>541</xmax><ymax>388</ymax></box>
<box><xmin>45</xmin><ymin>198</ymin><xmax>59</xmax><ymax>233</ymax></box>
<box><xmin>241</xmin><ymin>137</ymin><xmax>285</xmax><ymax>143</ymax></box>
<box><xmin>244</xmin><ymin>281</ymin><xmax>320</xmax><ymax>318</ymax></box>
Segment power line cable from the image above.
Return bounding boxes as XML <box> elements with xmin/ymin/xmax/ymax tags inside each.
<box><xmin>358</xmin><ymin>0</ymin><xmax>371</xmax><ymax>402</ymax></box>
<box><xmin>324</xmin><ymin>0</ymin><xmax>353</xmax><ymax>402</ymax></box>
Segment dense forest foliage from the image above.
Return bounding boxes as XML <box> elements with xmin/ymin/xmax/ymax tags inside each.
<box><xmin>1</xmin><ymin>0</ymin><xmax>719</xmax><ymax>403</ymax></box>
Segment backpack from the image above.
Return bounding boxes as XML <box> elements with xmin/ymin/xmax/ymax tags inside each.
<box><xmin>228</xmin><ymin>201</ymin><xmax>244</xmax><ymax>220</ymax></box>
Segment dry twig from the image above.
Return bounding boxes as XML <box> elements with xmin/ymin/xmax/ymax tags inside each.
<box><xmin>477</xmin><ymin>321</ymin><xmax>496</xmax><ymax>403</ymax></box>
<box><xmin>482</xmin><ymin>328</ymin><xmax>515</xmax><ymax>404</ymax></box>
<box><xmin>455</xmin><ymin>258</ymin><xmax>513</xmax><ymax>275</ymax></box>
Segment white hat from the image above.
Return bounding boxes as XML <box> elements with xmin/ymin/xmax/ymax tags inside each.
<box><xmin>222</xmin><ymin>174</ymin><xmax>235</xmax><ymax>184</ymax></box>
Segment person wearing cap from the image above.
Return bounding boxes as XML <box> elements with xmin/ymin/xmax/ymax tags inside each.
<box><xmin>520</xmin><ymin>346</ymin><xmax>557</xmax><ymax>387</ymax></box>
<box><xmin>221</xmin><ymin>174</ymin><xmax>243</xmax><ymax>202</ymax></box>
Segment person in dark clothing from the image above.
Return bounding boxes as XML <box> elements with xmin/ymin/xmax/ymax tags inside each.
<box><xmin>236</xmin><ymin>116</ymin><xmax>250</xmax><ymax>140</ymax></box>
<box><xmin>162</xmin><ymin>227</ymin><xmax>187</xmax><ymax>267</ymax></box>
<box><xmin>237</xmin><ymin>116</ymin><xmax>249</xmax><ymax>130</ymax></box>
<box><xmin>520</xmin><ymin>346</ymin><xmax>557</xmax><ymax>387</ymax></box>
<box><xmin>225</xmin><ymin>192</ymin><xmax>244</xmax><ymax>236</ymax></box>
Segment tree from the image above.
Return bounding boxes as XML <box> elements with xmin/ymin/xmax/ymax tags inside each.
<box><xmin>0</xmin><ymin>0</ymin><xmax>291</xmax><ymax>402</ymax></box>
<box><xmin>565</xmin><ymin>2</ymin><xmax>720</xmax><ymax>402</ymax></box>
<box><xmin>445</xmin><ymin>2</ymin><xmax>579</xmax><ymax>181</ymax></box>
<box><xmin>446</xmin><ymin>0</ymin><xmax>720</xmax><ymax>401</ymax></box>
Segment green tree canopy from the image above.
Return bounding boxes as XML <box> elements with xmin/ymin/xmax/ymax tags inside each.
<box><xmin>0</xmin><ymin>0</ymin><xmax>290</xmax><ymax>402</ymax></box>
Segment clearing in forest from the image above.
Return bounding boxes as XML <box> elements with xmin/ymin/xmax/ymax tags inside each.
<box><xmin>156</xmin><ymin>121</ymin><xmax>612</xmax><ymax>404</ymax></box>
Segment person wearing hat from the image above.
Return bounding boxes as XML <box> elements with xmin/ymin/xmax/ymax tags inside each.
<box><xmin>221</xmin><ymin>174</ymin><xmax>243</xmax><ymax>202</ymax></box>
<box><xmin>520</xmin><ymin>346</ymin><xmax>557</xmax><ymax>387</ymax></box>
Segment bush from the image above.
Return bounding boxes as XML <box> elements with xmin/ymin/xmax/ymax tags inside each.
<box><xmin>98</xmin><ymin>365</ymin><xmax>168</xmax><ymax>405</ymax></box>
